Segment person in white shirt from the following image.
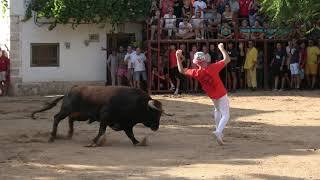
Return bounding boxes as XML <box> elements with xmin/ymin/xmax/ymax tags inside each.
<box><xmin>124</xmin><ymin>46</ymin><xmax>136</xmax><ymax>87</ymax></box>
<box><xmin>193</xmin><ymin>0</ymin><xmax>206</xmax><ymax>17</ymax></box>
<box><xmin>131</xmin><ymin>47</ymin><xmax>147</xmax><ymax>89</ymax></box>
<box><xmin>176</xmin><ymin>18</ymin><xmax>195</xmax><ymax>39</ymax></box>
<box><xmin>191</xmin><ymin>11</ymin><xmax>204</xmax><ymax>39</ymax></box>
<box><xmin>163</xmin><ymin>7</ymin><xmax>176</xmax><ymax>39</ymax></box>
<box><xmin>202</xmin><ymin>45</ymin><xmax>211</xmax><ymax>67</ymax></box>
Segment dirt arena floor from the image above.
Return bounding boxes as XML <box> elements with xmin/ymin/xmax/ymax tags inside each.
<box><xmin>0</xmin><ymin>90</ymin><xmax>320</xmax><ymax>180</ymax></box>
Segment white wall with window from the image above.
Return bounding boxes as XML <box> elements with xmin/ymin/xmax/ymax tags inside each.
<box><xmin>12</xmin><ymin>0</ymin><xmax>143</xmax><ymax>83</ymax></box>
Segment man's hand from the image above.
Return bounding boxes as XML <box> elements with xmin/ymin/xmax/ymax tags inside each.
<box><xmin>176</xmin><ymin>50</ymin><xmax>183</xmax><ymax>59</ymax></box>
<box><xmin>218</xmin><ymin>43</ymin><xmax>224</xmax><ymax>50</ymax></box>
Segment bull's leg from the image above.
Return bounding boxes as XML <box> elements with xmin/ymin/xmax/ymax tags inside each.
<box><xmin>67</xmin><ymin>117</ymin><xmax>74</xmax><ymax>139</ymax></box>
<box><xmin>124</xmin><ymin>128</ymin><xmax>140</xmax><ymax>145</ymax></box>
<box><xmin>85</xmin><ymin>121</ymin><xmax>107</xmax><ymax>147</ymax></box>
<box><xmin>49</xmin><ymin>112</ymin><xmax>69</xmax><ymax>142</ymax></box>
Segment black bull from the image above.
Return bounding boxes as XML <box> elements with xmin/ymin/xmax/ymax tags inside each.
<box><xmin>31</xmin><ymin>85</ymin><xmax>172</xmax><ymax>147</ymax></box>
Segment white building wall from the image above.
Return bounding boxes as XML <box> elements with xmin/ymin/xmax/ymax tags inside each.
<box><xmin>12</xmin><ymin>0</ymin><xmax>143</xmax><ymax>83</ymax></box>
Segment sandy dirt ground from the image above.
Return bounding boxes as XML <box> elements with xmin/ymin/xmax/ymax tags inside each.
<box><xmin>0</xmin><ymin>90</ymin><xmax>320</xmax><ymax>180</ymax></box>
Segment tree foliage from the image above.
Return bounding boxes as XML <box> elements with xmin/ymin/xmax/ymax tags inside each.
<box><xmin>260</xmin><ymin>0</ymin><xmax>320</xmax><ymax>25</ymax></box>
<box><xmin>24</xmin><ymin>0</ymin><xmax>152</xmax><ymax>30</ymax></box>
<box><xmin>0</xmin><ymin>0</ymin><xmax>8</xmax><ymax>16</ymax></box>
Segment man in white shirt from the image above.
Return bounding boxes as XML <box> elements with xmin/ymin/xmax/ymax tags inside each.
<box><xmin>131</xmin><ymin>47</ymin><xmax>147</xmax><ymax>89</ymax></box>
<box><xmin>124</xmin><ymin>46</ymin><xmax>136</xmax><ymax>87</ymax></box>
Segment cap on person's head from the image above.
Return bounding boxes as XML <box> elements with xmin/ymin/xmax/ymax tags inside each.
<box><xmin>193</xmin><ymin>52</ymin><xmax>206</xmax><ymax>65</ymax></box>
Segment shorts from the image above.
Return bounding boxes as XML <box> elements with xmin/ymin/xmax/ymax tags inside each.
<box><xmin>117</xmin><ymin>68</ymin><xmax>127</xmax><ymax>76</ymax></box>
<box><xmin>305</xmin><ymin>64</ymin><xmax>318</xmax><ymax>75</ymax></box>
<box><xmin>290</xmin><ymin>63</ymin><xmax>299</xmax><ymax>75</ymax></box>
<box><xmin>134</xmin><ymin>71</ymin><xmax>147</xmax><ymax>81</ymax></box>
<box><xmin>0</xmin><ymin>71</ymin><xmax>6</xmax><ymax>81</ymax></box>
<box><xmin>169</xmin><ymin>67</ymin><xmax>183</xmax><ymax>80</ymax></box>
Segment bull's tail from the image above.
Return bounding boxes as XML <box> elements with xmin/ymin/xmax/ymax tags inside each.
<box><xmin>31</xmin><ymin>96</ymin><xmax>64</xmax><ymax>119</ymax></box>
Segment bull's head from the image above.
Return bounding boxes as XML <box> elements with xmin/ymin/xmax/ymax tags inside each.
<box><xmin>146</xmin><ymin>99</ymin><xmax>173</xmax><ymax>131</ymax></box>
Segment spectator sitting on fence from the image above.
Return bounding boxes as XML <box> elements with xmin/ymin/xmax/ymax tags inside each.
<box><xmin>229</xmin><ymin>0</ymin><xmax>239</xmax><ymax>14</ymax></box>
<box><xmin>182</xmin><ymin>0</ymin><xmax>192</xmax><ymax>19</ymax></box>
<box><xmin>149</xmin><ymin>10</ymin><xmax>162</xmax><ymax>40</ymax></box>
<box><xmin>163</xmin><ymin>7</ymin><xmax>177</xmax><ymax>39</ymax></box>
<box><xmin>250</xmin><ymin>20</ymin><xmax>264</xmax><ymax>39</ymax></box>
<box><xmin>0</xmin><ymin>50</ymin><xmax>10</xmax><ymax>96</ymax></box>
<box><xmin>161</xmin><ymin>0</ymin><xmax>174</xmax><ymax>16</ymax></box>
<box><xmin>191</xmin><ymin>11</ymin><xmax>205</xmax><ymax>39</ymax></box>
<box><xmin>176</xmin><ymin>18</ymin><xmax>195</xmax><ymax>39</ymax></box>
<box><xmin>193</xmin><ymin>0</ymin><xmax>207</xmax><ymax>17</ymax></box>
<box><xmin>218</xmin><ymin>21</ymin><xmax>234</xmax><ymax>39</ymax></box>
<box><xmin>222</xmin><ymin>4</ymin><xmax>234</xmax><ymax>25</ymax></box>
<box><xmin>239</xmin><ymin>19</ymin><xmax>250</xmax><ymax>39</ymax></box>
<box><xmin>206</xmin><ymin>3</ymin><xmax>222</xmax><ymax>38</ymax></box>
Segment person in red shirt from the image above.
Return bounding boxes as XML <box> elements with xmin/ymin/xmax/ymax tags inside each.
<box><xmin>0</xmin><ymin>50</ymin><xmax>10</xmax><ymax>96</ymax></box>
<box><xmin>176</xmin><ymin>43</ymin><xmax>231</xmax><ymax>145</ymax></box>
<box><xmin>239</xmin><ymin>0</ymin><xmax>251</xmax><ymax>18</ymax></box>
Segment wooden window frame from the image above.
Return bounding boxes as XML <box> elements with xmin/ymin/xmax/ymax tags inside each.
<box><xmin>30</xmin><ymin>43</ymin><xmax>60</xmax><ymax>67</ymax></box>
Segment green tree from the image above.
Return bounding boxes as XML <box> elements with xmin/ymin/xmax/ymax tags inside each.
<box><xmin>0</xmin><ymin>0</ymin><xmax>8</xmax><ymax>16</ymax></box>
<box><xmin>260</xmin><ymin>0</ymin><xmax>320</xmax><ymax>25</ymax></box>
<box><xmin>24</xmin><ymin>0</ymin><xmax>152</xmax><ymax>30</ymax></box>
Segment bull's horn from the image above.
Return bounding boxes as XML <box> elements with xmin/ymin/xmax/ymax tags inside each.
<box><xmin>148</xmin><ymin>100</ymin><xmax>162</xmax><ymax>111</ymax></box>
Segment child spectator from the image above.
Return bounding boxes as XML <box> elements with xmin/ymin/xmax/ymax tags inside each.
<box><xmin>203</xmin><ymin>45</ymin><xmax>212</xmax><ymax>66</ymax></box>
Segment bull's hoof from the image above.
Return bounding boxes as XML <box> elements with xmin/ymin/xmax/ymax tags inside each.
<box><xmin>84</xmin><ymin>142</ymin><xmax>99</xmax><ymax>148</ymax></box>
<box><xmin>135</xmin><ymin>137</ymin><xmax>148</xmax><ymax>146</ymax></box>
